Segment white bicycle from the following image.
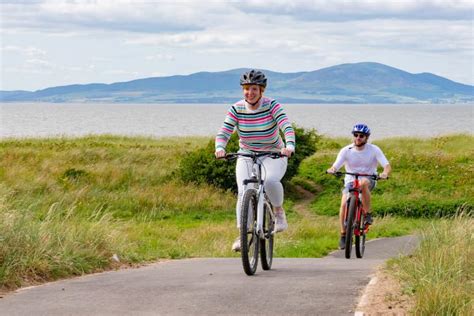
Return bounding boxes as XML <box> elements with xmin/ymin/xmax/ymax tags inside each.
<box><xmin>224</xmin><ymin>152</ymin><xmax>285</xmax><ymax>275</ymax></box>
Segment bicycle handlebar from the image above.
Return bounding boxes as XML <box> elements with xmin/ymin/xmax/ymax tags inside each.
<box><xmin>220</xmin><ymin>152</ymin><xmax>287</xmax><ymax>161</ymax></box>
<box><xmin>325</xmin><ymin>171</ymin><xmax>387</xmax><ymax>180</ymax></box>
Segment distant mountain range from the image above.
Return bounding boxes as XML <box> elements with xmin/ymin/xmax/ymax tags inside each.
<box><xmin>1</xmin><ymin>62</ymin><xmax>473</xmax><ymax>103</ymax></box>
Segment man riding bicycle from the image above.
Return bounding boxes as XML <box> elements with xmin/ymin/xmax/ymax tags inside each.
<box><xmin>326</xmin><ymin>124</ymin><xmax>391</xmax><ymax>249</ymax></box>
<box><xmin>215</xmin><ymin>70</ymin><xmax>295</xmax><ymax>252</ymax></box>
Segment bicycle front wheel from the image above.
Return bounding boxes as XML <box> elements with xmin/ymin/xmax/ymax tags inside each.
<box><xmin>355</xmin><ymin>212</ymin><xmax>366</xmax><ymax>258</ymax></box>
<box><xmin>345</xmin><ymin>196</ymin><xmax>357</xmax><ymax>259</ymax></box>
<box><xmin>260</xmin><ymin>202</ymin><xmax>274</xmax><ymax>270</ymax></box>
<box><xmin>240</xmin><ymin>189</ymin><xmax>259</xmax><ymax>275</ymax></box>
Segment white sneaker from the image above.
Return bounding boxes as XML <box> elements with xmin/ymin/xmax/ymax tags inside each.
<box><xmin>231</xmin><ymin>237</ymin><xmax>241</xmax><ymax>252</ymax></box>
<box><xmin>274</xmin><ymin>211</ymin><xmax>288</xmax><ymax>233</ymax></box>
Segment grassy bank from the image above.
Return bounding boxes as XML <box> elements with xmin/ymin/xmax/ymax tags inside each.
<box><xmin>0</xmin><ymin>136</ymin><xmax>234</xmax><ymax>289</ymax></box>
<box><xmin>1</xmin><ymin>135</ymin><xmax>469</xmax><ymax>290</ymax></box>
<box><xmin>389</xmin><ymin>214</ymin><xmax>473</xmax><ymax>315</ymax></box>
<box><xmin>295</xmin><ymin>134</ymin><xmax>473</xmax><ymax>217</ymax></box>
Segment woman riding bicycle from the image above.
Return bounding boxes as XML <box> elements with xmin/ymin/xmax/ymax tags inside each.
<box><xmin>215</xmin><ymin>69</ymin><xmax>295</xmax><ymax>252</ymax></box>
<box><xmin>326</xmin><ymin>124</ymin><xmax>391</xmax><ymax>249</ymax></box>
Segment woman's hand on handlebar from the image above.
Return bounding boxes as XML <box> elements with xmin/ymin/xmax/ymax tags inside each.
<box><xmin>326</xmin><ymin>166</ymin><xmax>336</xmax><ymax>174</ymax></box>
<box><xmin>280</xmin><ymin>147</ymin><xmax>294</xmax><ymax>157</ymax></box>
<box><xmin>215</xmin><ymin>150</ymin><xmax>226</xmax><ymax>159</ymax></box>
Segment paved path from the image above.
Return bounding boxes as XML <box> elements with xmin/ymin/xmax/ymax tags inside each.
<box><xmin>0</xmin><ymin>235</ymin><xmax>418</xmax><ymax>316</ymax></box>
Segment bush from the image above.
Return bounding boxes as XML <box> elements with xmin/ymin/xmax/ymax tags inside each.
<box><xmin>178</xmin><ymin>133</ymin><xmax>240</xmax><ymax>192</ymax></box>
<box><xmin>178</xmin><ymin>125</ymin><xmax>320</xmax><ymax>192</ymax></box>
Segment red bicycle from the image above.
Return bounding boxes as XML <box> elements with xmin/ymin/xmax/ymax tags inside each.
<box><xmin>328</xmin><ymin>171</ymin><xmax>382</xmax><ymax>259</ymax></box>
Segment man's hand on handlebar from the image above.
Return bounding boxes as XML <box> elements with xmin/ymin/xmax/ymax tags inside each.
<box><xmin>326</xmin><ymin>166</ymin><xmax>336</xmax><ymax>174</ymax></box>
<box><xmin>379</xmin><ymin>173</ymin><xmax>389</xmax><ymax>179</ymax></box>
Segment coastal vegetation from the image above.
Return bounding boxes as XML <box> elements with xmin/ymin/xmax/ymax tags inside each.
<box><xmin>0</xmin><ymin>134</ymin><xmax>472</xmax><ymax>299</ymax></box>
<box><xmin>389</xmin><ymin>214</ymin><xmax>473</xmax><ymax>315</ymax></box>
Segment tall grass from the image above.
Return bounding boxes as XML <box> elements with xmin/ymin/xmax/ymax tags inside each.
<box><xmin>390</xmin><ymin>213</ymin><xmax>473</xmax><ymax>315</ymax></box>
<box><xmin>0</xmin><ymin>136</ymin><xmax>239</xmax><ymax>290</ymax></box>
<box><xmin>0</xmin><ymin>185</ymin><xmax>130</xmax><ymax>289</ymax></box>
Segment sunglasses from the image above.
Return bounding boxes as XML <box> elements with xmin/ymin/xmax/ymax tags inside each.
<box><xmin>353</xmin><ymin>133</ymin><xmax>367</xmax><ymax>138</ymax></box>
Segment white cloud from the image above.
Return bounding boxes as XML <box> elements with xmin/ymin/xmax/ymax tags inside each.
<box><xmin>2</xmin><ymin>45</ymin><xmax>46</xmax><ymax>57</ymax></box>
<box><xmin>1</xmin><ymin>0</ymin><xmax>212</xmax><ymax>33</ymax></box>
<box><xmin>103</xmin><ymin>69</ymin><xmax>139</xmax><ymax>76</ymax></box>
<box><xmin>236</xmin><ymin>0</ymin><xmax>473</xmax><ymax>21</ymax></box>
<box><xmin>145</xmin><ymin>54</ymin><xmax>174</xmax><ymax>61</ymax></box>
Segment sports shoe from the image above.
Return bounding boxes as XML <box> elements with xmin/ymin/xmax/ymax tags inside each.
<box><xmin>231</xmin><ymin>237</ymin><xmax>241</xmax><ymax>252</ymax></box>
<box><xmin>364</xmin><ymin>213</ymin><xmax>373</xmax><ymax>225</ymax></box>
<box><xmin>339</xmin><ymin>235</ymin><xmax>346</xmax><ymax>249</ymax></box>
<box><xmin>274</xmin><ymin>211</ymin><xmax>288</xmax><ymax>233</ymax></box>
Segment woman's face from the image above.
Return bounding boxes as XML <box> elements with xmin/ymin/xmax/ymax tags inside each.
<box><xmin>243</xmin><ymin>85</ymin><xmax>262</xmax><ymax>104</ymax></box>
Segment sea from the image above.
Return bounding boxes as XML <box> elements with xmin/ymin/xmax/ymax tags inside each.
<box><xmin>1</xmin><ymin>103</ymin><xmax>472</xmax><ymax>140</ymax></box>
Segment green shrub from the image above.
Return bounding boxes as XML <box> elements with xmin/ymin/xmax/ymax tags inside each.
<box><xmin>178</xmin><ymin>125</ymin><xmax>320</xmax><ymax>192</ymax></box>
<box><xmin>284</xmin><ymin>125</ymin><xmax>321</xmax><ymax>182</ymax></box>
<box><xmin>178</xmin><ymin>133</ymin><xmax>240</xmax><ymax>192</ymax></box>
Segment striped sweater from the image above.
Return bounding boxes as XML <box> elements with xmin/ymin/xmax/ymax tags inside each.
<box><xmin>215</xmin><ymin>97</ymin><xmax>296</xmax><ymax>153</ymax></box>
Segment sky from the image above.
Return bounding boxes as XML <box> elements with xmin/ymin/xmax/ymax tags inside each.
<box><xmin>1</xmin><ymin>0</ymin><xmax>473</xmax><ymax>91</ymax></box>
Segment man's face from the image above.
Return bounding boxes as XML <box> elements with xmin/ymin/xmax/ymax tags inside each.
<box><xmin>353</xmin><ymin>132</ymin><xmax>368</xmax><ymax>146</ymax></box>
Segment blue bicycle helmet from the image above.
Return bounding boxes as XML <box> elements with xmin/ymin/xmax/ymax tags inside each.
<box><xmin>352</xmin><ymin>123</ymin><xmax>371</xmax><ymax>136</ymax></box>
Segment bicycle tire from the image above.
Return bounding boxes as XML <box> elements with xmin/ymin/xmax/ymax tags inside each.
<box><xmin>355</xmin><ymin>210</ymin><xmax>366</xmax><ymax>258</ymax></box>
<box><xmin>345</xmin><ymin>196</ymin><xmax>357</xmax><ymax>259</ymax></box>
<box><xmin>240</xmin><ymin>189</ymin><xmax>259</xmax><ymax>275</ymax></box>
<box><xmin>260</xmin><ymin>202</ymin><xmax>274</xmax><ymax>270</ymax></box>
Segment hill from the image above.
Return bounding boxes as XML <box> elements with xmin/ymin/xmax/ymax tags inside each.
<box><xmin>1</xmin><ymin>62</ymin><xmax>472</xmax><ymax>103</ymax></box>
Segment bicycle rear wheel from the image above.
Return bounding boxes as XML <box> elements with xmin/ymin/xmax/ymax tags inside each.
<box><xmin>240</xmin><ymin>189</ymin><xmax>259</xmax><ymax>275</ymax></box>
<box><xmin>355</xmin><ymin>211</ymin><xmax>366</xmax><ymax>258</ymax></box>
<box><xmin>345</xmin><ymin>196</ymin><xmax>357</xmax><ymax>259</ymax></box>
<box><xmin>260</xmin><ymin>202</ymin><xmax>274</xmax><ymax>270</ymax></box>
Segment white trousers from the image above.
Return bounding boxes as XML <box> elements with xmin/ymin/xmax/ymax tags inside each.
<box><xmin>235</xmin><ymin>156</ymin><xmax>288</xmax><ymax>228</ymax></box>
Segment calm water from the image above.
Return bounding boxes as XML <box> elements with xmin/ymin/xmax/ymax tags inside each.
<box><xmin>1</xmin><ymin>103</ymin><xmax>472</xmax><ymax>139</ymax></box>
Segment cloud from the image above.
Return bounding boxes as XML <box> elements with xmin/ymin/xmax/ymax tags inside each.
<box><xmin>235</xmin><ymin>0</ymin><xmax>473</xmax><ymax>21</ymax></box>
<box><xmin>124</xmin><ymin>17</ymin><xmax>471</xmax><ymax>57</ymax></box>
<box><xmin>2</xmin><ymin>0</ymin><xmax>471</xmax><ymax>36</ymax></box>
<box><xmin>2</xmin><ymin>45</ymin><xmax>46</xmax><ymax>57</ymax></box>
<box><xmin>145</xmin><ymin>54</ymin><xmax>175</xmax><ymax>61</ymax></box>
<box><xmin>1</xmin><ymin>0</ymin><xmax>211</xmax><ymax>33</ymax></box>
<box><xmin>103</xmin><ymin>69</ymin><xmax>139</xmax><ymax>76</ymax></box>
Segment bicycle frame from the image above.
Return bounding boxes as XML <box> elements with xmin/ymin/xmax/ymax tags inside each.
<box><xmin>241</xmin><ymin>155</ymin><xmax>275</xmax><ymax>239</ymax></box>
<box><xmin>327</xmin><ymin>171</ymin><xmax>384</xmax><ymax>258</ymax></box>
<box><xmin>329</xmin><ymin>171</ymin><xmax>378</xmax><ymax>235</ymax></box>
<box><xmin>345</xmin><ymin>175</ymin><xmax>369</xmax><ymax>236</ymax></box>
<box><xmin>225</xmin><ymin>152</ymin><xmax>283</xmax><ymax>239</ymax></box>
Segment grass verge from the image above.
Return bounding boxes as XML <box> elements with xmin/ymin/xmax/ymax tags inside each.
<box><xmin>388</xmin><ymin>213</ymin><xmax>473</xmax><ymax>315</ymax></box>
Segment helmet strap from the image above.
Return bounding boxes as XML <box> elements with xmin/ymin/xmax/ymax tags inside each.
<box><xmin>246</xmin><ymin>96</ymin><xmax>262</xmax><ymax>107</ymax></box>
